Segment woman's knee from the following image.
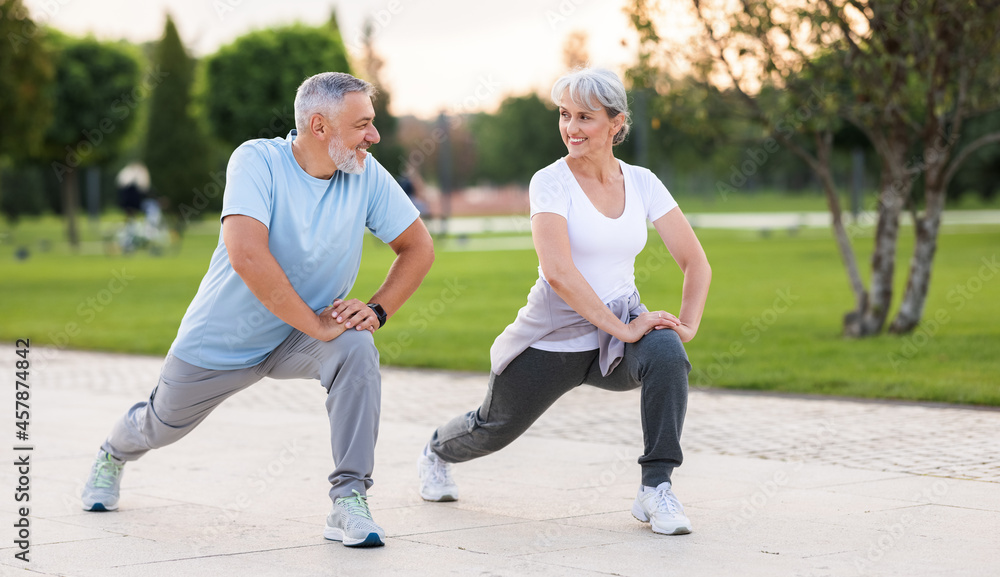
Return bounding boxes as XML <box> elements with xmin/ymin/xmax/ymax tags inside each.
<box><xmin>634</xmin><ymin>329</ymin><xmax>691</xmax><ymax>373</ymax></box>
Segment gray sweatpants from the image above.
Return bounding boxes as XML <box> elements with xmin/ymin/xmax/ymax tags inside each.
<box><xmin>102</xmin><ymin>328</ymin><xmax>381</xmax><ymax>501</ymax></box>
<box><xmin>430</xmin><ymin>328</ymin><xmax>690</xmax><ymax>487</ymax></box>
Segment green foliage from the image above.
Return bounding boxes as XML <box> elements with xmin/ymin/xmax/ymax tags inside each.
<box><xmin>33</xmin><ymin>30</ymin><xmax>143</xmax><ymax>247</ymax></box>
<box><xmin>144</xmin><ymin>15</ymin><xmax>211</xmax><ymax>233</ymax></box>
<box><xmin>948</xmin><ymin>109</ymin><xmax>1000</xmax><ymax>202</ymax></box>
<box><xmin>0</xmin><ymin>163</ymin><xmax>47</xmax><ymax>224</ymax></box>
<box><xmin>832</xmin><ymin>2</ymin><xmax>999</xmax><ymax>137</ymax></box>
<box><xmin>0</xmin><ymin>0</ymin><xmax>54</xmax><ymax>159</ymax></box>
<box><xmin>40</xmin><ymin>31</ymin><xmax>143</xmax><ymax>172</ymax></box>
<box><xmin>471</xmin><ymin>94</ymin><xmax>566</xmax><ymax>184</ymax></box>
<box><xmin>203</xmin><ymin>23</ymin><xmax>352</xmax><ymax>149</ymax></box>
<box><xmin>368</xmin><ymin>86</ymin><xmax>403</xmax><ymax>172</ymax></box>
<box><xmin>0</xmin><ymin>0</ymin><xmax>54</xmax><ymax>226</ymax></box>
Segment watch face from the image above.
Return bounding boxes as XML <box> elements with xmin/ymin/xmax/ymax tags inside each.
<box><xmin>369</xmin><ymin>303</ymin><xmax>387</xmax><ymax>325</ymax></box>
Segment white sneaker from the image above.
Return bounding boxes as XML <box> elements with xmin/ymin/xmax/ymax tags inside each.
<box><xmin>632</xmin><ymin>482</ymin><xmax>692</xmax><ymax>535</ymax></box>
<box><xmin>417</xmin><ymin>445</ymin><xmax>458</xmax><ymax>502</ymax></box>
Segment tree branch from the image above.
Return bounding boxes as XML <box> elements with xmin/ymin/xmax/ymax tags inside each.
<box><xmin>943</xmin><ymin>132</ymin><xmax>1000</xmax><ymax>187</ymax></box>
<box><xmin>943</xmin><ymin>45</ymin><xmax>975</xmax><ymax>154</ymax></box>
<box><xmin>691</xmin><ymin>0</ymin><xmax>762</xmax><ymax>114</ymax></box>
<box><xmin>842</xmin><ymin>109</ymin><xmax>890</xmax><ymax>161</ymax></box>
<box><xmin>821</xmin><ymin>0</ymin><xmax>863</xmax><ymax>56</ymax></box>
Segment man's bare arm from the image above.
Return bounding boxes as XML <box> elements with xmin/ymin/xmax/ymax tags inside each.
<box><xmin>223</xmin><ymin>214</ymin><xmax>346</xmax><ymax>341</ymax></box>
<box><xmin>328</xmin><ymin>218</ymin><xmax>435</xmax><ymax>330</ymax></box>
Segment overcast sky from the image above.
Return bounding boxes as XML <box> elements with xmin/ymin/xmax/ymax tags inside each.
<box><xmin>24</xmin><ymin>0</ymin><xmax>656</xmax><ymax>118</ymax></box>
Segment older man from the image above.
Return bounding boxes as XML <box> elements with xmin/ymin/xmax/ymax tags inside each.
<box><xmin>81</xmin><ymin>72</ymin><xmax>434</xmax><ymax>548</ymax></box>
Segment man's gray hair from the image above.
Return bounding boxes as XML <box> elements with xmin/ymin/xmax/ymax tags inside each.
<box><xmin>551</xmin><ymin>68</ymin><xmax>631</xmax><ymax>146</ymax></box>
<box><xmin>294</xmin><ymin>72</ymin><xmax>376</xmax><ymax>131</ymax></box>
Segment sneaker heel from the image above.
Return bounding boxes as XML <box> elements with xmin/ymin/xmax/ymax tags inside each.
<box><xmin>631</xmin><ymin>500</ymin><xmax>650</xmax><ymax>522</ymax></box>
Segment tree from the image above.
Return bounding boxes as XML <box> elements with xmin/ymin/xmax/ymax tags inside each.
<box><xmin>357</xmin><ymin>17</ymin><xmax>404</xmax><ymax>174</ymax></box>
<box><xmin>667</xmin><ymin>0</ymin><xmax>1000</xmax><ymax>337</ymax></box>
<box><xmin>563</xmin><ymin>30</ymin><xmax>590</xmax><ymax>69</ymax></box>
<box><xmin>471</xmin><ymin>94</ymin><xmax>566</xmax><ymax>185</ymax></box>
<box><xmin>674</xmin><ymin>0</ymin><xmax>865</xmax><ymax>333</ymax></box>
<box><xmin>0</xmin><ymin>0</ymin><xmax>54</xmax><ymax>158</ymax></box>
<box><xmin>839</xmin><ymin>1</ymin><xmax>1000</xmax><ymax>334</ymax></box>
<box><xmin>40</xmin><ymin>31</ymin><xmax>142</xmax><ymax>247</ymax></box>
<box><xmin>0</xmin><ymin>0</ymin><xmax>55</xmax><ymax>225</ymax></box>
<box><xmin>145</xmin><ymin>14</ymin><xmax>210</xmax><ymax>235</ymax></box>
<box><xmin>203</xmin><ymin>22</ymin><xmax>352</xmax><ymax>150</ymax></box>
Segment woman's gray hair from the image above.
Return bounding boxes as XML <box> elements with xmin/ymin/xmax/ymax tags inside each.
<box><xmin>551</xmin><ymin>68</ymin><xmax>631</xmax><ymax>146</ymax></box>
<box><xmin>294</xmin><ymin>72</ymin><xmax>376</xmax><ymax>131</ymax></box>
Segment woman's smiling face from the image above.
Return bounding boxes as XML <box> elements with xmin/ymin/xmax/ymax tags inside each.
<box><xmin>557</xmin><ymin>93</ymin><xmax>623</xmax><ymax>159</ymax></box>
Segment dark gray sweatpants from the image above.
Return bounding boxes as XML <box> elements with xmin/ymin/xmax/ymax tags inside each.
<box><xmin>102</xmin><ymin>328</ymin><xmax>381</xmax><ymax>502</ymax></box>
<box><xmin>430</xmin><ymin>328</ymin><xmax>690</xmax><ymax>487</ymax></box>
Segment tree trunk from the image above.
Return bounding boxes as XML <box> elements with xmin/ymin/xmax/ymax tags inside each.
<box><xmin>815</xmin><ymin>132</ymin><xmax>868</xmax><ymax>316</ymax></box>
<box><xmin>889</xmin><ymin>163</ymin><xmax>948</xmax><ymax>334</ymax></box>
<box><xmin>62</xmin><ymin>167</ymin><xmax>80</xmax><ymax>248</ymax></box>
<box><xmin>844</xmin><ymin>160</ymin><xmax>908</xmax><ymax>337</ymax></box>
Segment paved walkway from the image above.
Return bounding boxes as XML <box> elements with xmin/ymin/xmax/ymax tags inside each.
<box><xmin>2</xmin><ymin>348</ymin><xmax>998</xmax><ymax>576</ymax></box>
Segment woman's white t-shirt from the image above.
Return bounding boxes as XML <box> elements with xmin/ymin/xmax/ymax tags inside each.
<box><xmin>528</xmin><ymin>157</ymin><xmax>678</xmax><ymax>352</ymax></box>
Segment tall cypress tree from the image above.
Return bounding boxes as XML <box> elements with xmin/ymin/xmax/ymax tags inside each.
<box><xmin>145</xmin><ymin>14</ymin><xmax>209</xmax><ymax>235</ymax></box>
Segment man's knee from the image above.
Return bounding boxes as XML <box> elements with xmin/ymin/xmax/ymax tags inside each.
<box><xmin>318</xmin><ymin>330</ymin><xmax>380</xmax><ymax>392</ymax></box>
<box><xmin>315</xmin><ymin>330</ymin><xmax>379</xmax><ymax>365</ymax></box>
<box><xmin>333</xmin><ymin>330</ymin><xmax>379</xmax><ymax>364</ymax></box>
<box><xmin>148</xmin><ymin>389</ymin><xmax>205</xmax><ymax>429</ymax></box>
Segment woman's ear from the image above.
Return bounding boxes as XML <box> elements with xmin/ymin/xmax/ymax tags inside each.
<box><xmin>611</xmin><ymin>112</ymin><xmax>625</xmax><ymax>137</ymax></box>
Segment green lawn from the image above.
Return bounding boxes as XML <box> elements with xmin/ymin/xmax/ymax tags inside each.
<box><xmin>670</xmin><ymin>189</ymin><xmax>1000</xmax><ymax>213</ymax></box>
<box><xmin>2</xmin><ymin>214</ymin><xmax>998</xmax><ymax>405</ymax></box>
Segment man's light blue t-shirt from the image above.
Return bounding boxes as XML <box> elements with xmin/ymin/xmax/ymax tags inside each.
<box><xmin>169</xmin><ymin>130</ymin><xmax>420</xmax><ymax>370</ymax></box>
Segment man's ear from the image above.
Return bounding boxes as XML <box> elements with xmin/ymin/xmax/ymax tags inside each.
<box><xmin>309</xmin><ymin>113</ymin><xmax>328</xmax><ymax>138</ymax></box>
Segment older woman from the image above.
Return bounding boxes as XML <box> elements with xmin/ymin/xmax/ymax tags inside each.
<box><xmin>418</xmin><ymin>68</ymin><xmax>711</xmax><ymax>535</ymax></box>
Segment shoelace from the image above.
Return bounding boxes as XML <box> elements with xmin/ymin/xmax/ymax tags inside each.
<box><xmin>92</xmin><ymin>458</ymin><xmax>123</xmax><ymax>489</ymax></box>
<box><xmin>429</xmin><ymin>457</ymin><xmax>454</xmax><ymax>485</ymax></box>
<box><xmin>338</xmin><ymin>490</ymin><xmax>373</xmax><ymax>520</ymax></box>
<box><xmin>652</xmin><ymin>488</ymin><xmax>682</xmax><ymax>515</ymax></box>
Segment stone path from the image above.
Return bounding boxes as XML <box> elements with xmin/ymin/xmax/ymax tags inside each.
<box><xmin>1</xmin><ymin>348</ymin><xmax>996</xmax><ymax>577</ymax></box>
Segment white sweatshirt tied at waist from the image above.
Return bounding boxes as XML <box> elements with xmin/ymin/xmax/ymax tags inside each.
<box><xmin>490</xmin><ymin>277</ymin><xmax>648</xmax><ymax>377</ymax></box>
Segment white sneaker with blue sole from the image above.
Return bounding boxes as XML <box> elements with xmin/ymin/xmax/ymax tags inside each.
<box><xmin>82</xmin><ymin>450</ymin><xmax>125</xmax><ymax>512</ymax></box>
<box><xmin>324</xmin><ymin>490</ymin><xmax>385</xmax><ymax>547</ymax></box>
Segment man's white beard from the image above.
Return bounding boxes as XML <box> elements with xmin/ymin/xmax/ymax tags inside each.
<box><xmin>329</xmin><ymin>137</ymin><xmax>367</xmax><ymax>175</ymax></box>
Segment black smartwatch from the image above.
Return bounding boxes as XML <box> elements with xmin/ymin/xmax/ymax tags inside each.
<box><xmin>367</xmin><ymin>303</ymin><xmax>387</xmax><ymax>329</ymax></box>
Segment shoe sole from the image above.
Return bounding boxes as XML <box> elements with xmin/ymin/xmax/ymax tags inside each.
<box><xmin>323</xmin><ymin>526</ymin><xmax>385</xmax><ymax>547</ymax></box>
<box><xmin>83</xmin><ymin>502</ymin><xmax>118</xmax><ymax>512</ymax></box>
<box><xmin>631</xmin><ymin>503</ymin><xmax>692</xmax><ymax>535</ymax></box>
<box><xmin>419</xmin><ymin>491</ymin><xmax>457</xmax><ymax>502</ymax></box>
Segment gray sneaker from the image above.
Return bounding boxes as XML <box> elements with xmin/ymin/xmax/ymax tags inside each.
<box><xmin>323</xmin><ymin>490</ymin><xmax>385</xmax><ymax>547</ymax></box>
<box><xmin>82</xmin><ymin>450</ymin><xmax>125</xmax><ymax>511</ymax></box>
